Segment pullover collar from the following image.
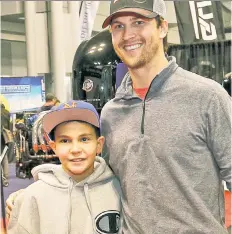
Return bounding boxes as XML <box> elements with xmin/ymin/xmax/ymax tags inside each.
<box><xmin>115</xmin><ymin>56</ymin><xmax>178</xmax><ymax>101</ymax></box>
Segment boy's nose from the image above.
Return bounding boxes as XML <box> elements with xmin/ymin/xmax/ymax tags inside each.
<box><xmin>70</xmin><ymin>142</ymin><xmax>81</xmax><ymax>153</ymax></box>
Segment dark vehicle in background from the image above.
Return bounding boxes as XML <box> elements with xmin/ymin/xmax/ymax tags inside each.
<box><xmin>72</xmin><ymin>30</ymin><xmax>121</xmax><ymax>112</ymax></box>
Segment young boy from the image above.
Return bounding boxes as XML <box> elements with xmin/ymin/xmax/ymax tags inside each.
<box><xmin>7</xmin><ymin>100</ymin><xmax>122</xmax><ymax>234</ymax></box>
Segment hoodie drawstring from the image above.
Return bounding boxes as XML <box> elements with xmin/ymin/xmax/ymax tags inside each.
<box><xmin>84</xmin><ymin>183</ymin><xmax>96</xmax><ymax>233</ymax></box>
<box><xmin>67</xmin><ymin>178</ymin><xmax>74</xmax><ymax>234</ymax></box>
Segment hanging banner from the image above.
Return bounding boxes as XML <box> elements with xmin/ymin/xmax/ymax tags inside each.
<box><xmin>174</xmin><ymin>1</ymin><xmax>225</xmax><ymax>44</ymax></box>
<box><xmin>0</xmin><ymin>76</ymin><xmax>45</xmax><ymax>113</ymax></box>
<box><xmin>79</xmin><ymin>1</ymin><xmax>100</xmax><ymax>41</ymax></box>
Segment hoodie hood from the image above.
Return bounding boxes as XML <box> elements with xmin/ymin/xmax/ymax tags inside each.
<box><xmin>32</xmin><ymin>156</ymin><xmax>114</xmax><ymax>188</ymax></box>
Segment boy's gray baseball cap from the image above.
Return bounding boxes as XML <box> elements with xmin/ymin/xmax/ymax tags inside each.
<box><xmin>102</xmin><ymin>0</ymin><xmax>166</xmax><ymax>28</ymax></box>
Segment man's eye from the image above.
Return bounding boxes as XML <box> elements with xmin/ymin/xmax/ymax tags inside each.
<box><xmin>112</xmin><ymin>24</ymin><xmax>124</xmax><ymax>30</ymax></box>
<box><xmin>134</xmin><ymin>20</ymin><xmax>145</xmax><ymax>26</ymax></box>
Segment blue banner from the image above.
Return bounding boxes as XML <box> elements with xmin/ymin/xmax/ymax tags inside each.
<box><xmin>0</xmin><ymin>76</ymin><xmax>45</xmax><ymax>113</ymax></box>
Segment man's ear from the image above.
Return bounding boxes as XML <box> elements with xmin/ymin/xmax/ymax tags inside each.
<box><xmin>160</xmin><ymin>20</ymin><xmax>168</xmax><ymax>39</ymax></box>
<box><xmin>96</xmin><ymin>136</ymin><xmax>105</xmax><ymax>155</ymax></box>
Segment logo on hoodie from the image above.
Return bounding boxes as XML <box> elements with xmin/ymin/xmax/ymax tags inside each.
<box><xmin>95</xmin><ymin>210</ymin><xmax>120</xmax><ymax>233</ymax></box>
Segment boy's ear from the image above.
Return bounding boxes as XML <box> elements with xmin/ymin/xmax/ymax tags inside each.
<box><xmin>49</xmin><ymin>141</ymin><xmax>56</xmax><ymax>152</ymax></box>
<box><xmin>96</xmin><ymin>136</ymin><xmax>105</xmax><ymax>155</ymax></box>
<box><xmin>44</xmin><ymin>132</ymin><xmax>56</xmax><ymax>151</ymax></box>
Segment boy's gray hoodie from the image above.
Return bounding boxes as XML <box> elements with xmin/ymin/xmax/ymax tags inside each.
<box><xmin>8</xmin><ymin>157</ymin><xmax>122</xmax><ymax>234</ymax></box>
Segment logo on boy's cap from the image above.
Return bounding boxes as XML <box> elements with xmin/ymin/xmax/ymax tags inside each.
<box><xmin>63</xmin><ymin>101</ymin><xmax>77</xmax><ymax>109</ymax></box>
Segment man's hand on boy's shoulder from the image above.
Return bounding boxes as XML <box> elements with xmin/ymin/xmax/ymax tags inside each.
<box><xmin>6</xmin><ymin>189</ymin><xmax>25</xmax><ymax>219</ymax></box>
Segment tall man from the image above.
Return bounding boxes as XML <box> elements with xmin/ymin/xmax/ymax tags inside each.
<box><xmin>100</xmin><ymin>0</ymin><xmax>231</xmax><ymax>233</ymax></box>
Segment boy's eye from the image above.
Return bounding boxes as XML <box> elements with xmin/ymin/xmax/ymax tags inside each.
<box><xmin>81</xmin><ymin>137</ymin><xmax>89</xmax><ymax>142</ymax></box>
<box><xmin>60</xmin><ymin>139</ymin><xmax>70</xmax><ymax>143</ymax></box>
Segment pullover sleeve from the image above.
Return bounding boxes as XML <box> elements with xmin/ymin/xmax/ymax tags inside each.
<box><xmin>7</xmin><ymin>193</ymin><xmax>40</xmax><ymax>234</ymax></box>
<box><xmin>206</xmin><ymin>91</ymin><xmax>231</xmax><ymax>191</ymax></box>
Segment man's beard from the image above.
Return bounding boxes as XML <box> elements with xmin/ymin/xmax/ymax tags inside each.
<box><xmin>114</xmin><ymin>38</ymin><xmax>159</xmax><ymax>69</ymax></box>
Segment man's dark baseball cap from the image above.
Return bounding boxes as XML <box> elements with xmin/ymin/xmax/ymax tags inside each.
<box><xmin>102</xmin><ymin>0</ymin><xmax>166</xmax><ymax>28</ymax></box>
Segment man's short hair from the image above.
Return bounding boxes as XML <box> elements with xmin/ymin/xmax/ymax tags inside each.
<box><xmin>45</xmin><ymin>93</ymin><xmax>55</xmax><ymax>102</ymax></box>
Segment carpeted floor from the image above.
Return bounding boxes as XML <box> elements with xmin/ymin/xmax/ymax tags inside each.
<box><xmin>1</xmin><ymin>163</ymin><xmax>33</xmax><ymax>233</ymax></box>
<box><xmin>1</xmin><ymin>163</ymin><xmax>33</xmax><ymax>217</ymax></box>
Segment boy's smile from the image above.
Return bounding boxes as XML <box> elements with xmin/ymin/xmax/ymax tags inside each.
<box><xmin>53</xmin><ymin>121</ymin><xmax>104</xmax><ymax>182</ymax></box>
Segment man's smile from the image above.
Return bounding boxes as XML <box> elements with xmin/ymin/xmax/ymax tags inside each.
<box><xmin>124</xmin><ymin>43</ymin><xmax>142</xmax><ymax>51</ymax></box>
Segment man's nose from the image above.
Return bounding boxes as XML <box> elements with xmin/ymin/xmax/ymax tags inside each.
<box><xmin>122</xmin><ymin>25</ymin><xmax>136</xmax><ymax>41</ymax></box>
